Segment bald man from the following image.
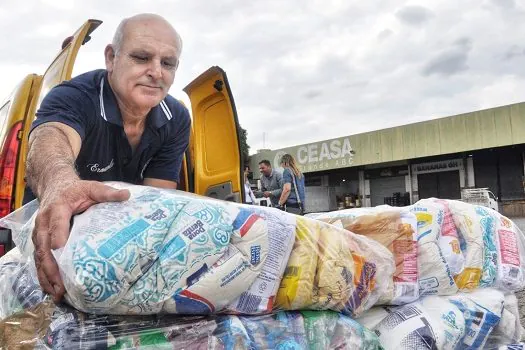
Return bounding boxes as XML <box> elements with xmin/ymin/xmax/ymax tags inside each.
<box><xmin>25</xmin><ymin>14</ymin><xmax>191</xmax><ymax>301</ymax></box>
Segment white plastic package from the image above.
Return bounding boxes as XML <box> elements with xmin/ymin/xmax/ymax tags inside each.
<box><xmin>0</xmin><ymin>182</ymin><xmax>395</xmax><ymax>318</ymax></box>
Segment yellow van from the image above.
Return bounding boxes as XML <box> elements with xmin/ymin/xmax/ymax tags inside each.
<box><xmin>0</xmin><ymin>19</ymin><xmax>244</xmax><ymax>256</ymax></box>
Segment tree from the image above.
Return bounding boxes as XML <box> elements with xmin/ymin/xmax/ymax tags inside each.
<box><xmin>239</xmin><ymin>125</ymin><xmax>250</xmax><ymax>166</ymax></box>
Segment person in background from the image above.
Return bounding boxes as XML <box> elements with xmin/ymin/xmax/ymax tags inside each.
<box><xmin>244</xmin><ymin>166</ymin><xmax>257</xmax><ymax>205</ymax></box>
<box><xmin>277</xmin><ymin>154</ymin><xmax>305</xmax><ymax>215</ymax></box>
<box><xmin>254</xmin><ymin>159</ymin><xmax>283</xmax><ymax>207</ymax></box>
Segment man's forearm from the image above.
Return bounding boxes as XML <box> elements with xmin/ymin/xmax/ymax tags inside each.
<box><xmin>271</xmin><ymin>188</ymin><xmax>282</xmax><ymax>198</ymax></box>
<box><xmin>26</xmin><ymin>126</ymin><xmax>79</xmax><ymax>200</ymax></box>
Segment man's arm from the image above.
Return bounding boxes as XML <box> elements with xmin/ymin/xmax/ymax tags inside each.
<box><xmin>26</xmin><ymin>123</ymin><xmax>129</xmax><ymax>301</ymax></box>
<box><xmin>26</xmin><ymin>123</ymin><xmax>81</xmax><ymax>197</ymax></box>
<box><xmin>278</xmin><ymin>170</ymin><xmax>292</xmax><ymax>206</ymax></box>
<box><xmin>270</xmin><ymin>172</ymin><xmax>283</xmax><ymax>198</ymax></box>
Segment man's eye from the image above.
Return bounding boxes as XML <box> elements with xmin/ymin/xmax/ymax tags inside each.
<box><xmin>162</xmin><ymin>61</ymin><xmax>176</xmax><ymax>69</ymax></box>
<box><xmin>131</xmin><ymin>55</ymin><xmax>148</xmax><ymax>62</ymax></box>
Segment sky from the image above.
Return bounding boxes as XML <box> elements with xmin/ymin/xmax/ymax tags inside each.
<box><xmin>1</xmin><ymin>0</ymin><xmax>524</xmax><ymax>154</ymax></box>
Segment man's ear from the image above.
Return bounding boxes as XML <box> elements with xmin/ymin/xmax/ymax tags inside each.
<box><xmin>104</xmin><ymin>44</ymin><xmax>116</xmax><ymax>72</ymax></box>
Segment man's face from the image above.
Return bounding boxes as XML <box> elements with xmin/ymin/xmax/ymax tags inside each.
<box><xmin>106</xmin><ymin>19</ymin><xmax>180</xmax><ymax>111</ymax></box>
<box><xmin>259</xmin><ymin>164</ymin><xmax>272</xmax><ymax>177</ymax></box>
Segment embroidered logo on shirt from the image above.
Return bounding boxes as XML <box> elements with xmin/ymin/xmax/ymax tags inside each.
<box><xmin>87</xmin><ymin>159</ymin><xmax>115</xmax><ymax>173</ymax></box>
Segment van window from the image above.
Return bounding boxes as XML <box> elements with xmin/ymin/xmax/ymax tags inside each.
<box><xmin>0</xmin><ymin>101</ymin><xmax>12</xmax><ymax>146</ymax></box>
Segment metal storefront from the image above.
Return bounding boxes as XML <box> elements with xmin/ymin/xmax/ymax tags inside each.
<box><xmin>412</xmin><ymin>159</ymin><xmax>465</xmax><ymax>201</ymax></box>
<box><xmin>370</xmin><ymin>176</ymin><xmax>407</xmax><ymax>206</ymax></box>
<box><xmin>366</xmin><ymin>166</ymin><xmax>409</xmax><ymax>207</ymax></box>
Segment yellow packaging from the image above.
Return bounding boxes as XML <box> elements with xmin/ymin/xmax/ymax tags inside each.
<box><xmin>275</xmin><ymin>217</ymin><xmax>320</xmax><ymax>309</ymax></box>
<box><xmin>312</xmin><ymin>225</ymin><xmax>354</xmax><ymax>311</ymax></box>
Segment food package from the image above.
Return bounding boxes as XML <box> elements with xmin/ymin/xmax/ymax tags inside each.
<box><xmin>0</xmin><ymin>248</ymin><xmax>45</xmax><ymax>320</ymax></box>
<box><xmin>225</xmin><ymin>206</ymin><xmax>296</xmax><ymax>314</ymax></box>
<box><xmin>446</xmin><ymin>200</ymin><xmax>486</xmax><ymax>290</ymax></box>
<box><xmin>448</xmin><ymin>288</ymin><xmax>505</xmax><ymax>349</ymax></box>
<box><xmin>273</xmin><ymin>214</ymin><xmax>395</xmax><ymax>317</ymax></box>
<box><xmin>484</xmin><ymin>293</ymin><xmax>525</xmax><ymax>348</ymax></box>
<box><xmin>0</xmin><ymin>182</ymin><xmax>394</xmax><ymax>318</ymax></box>
<box><xmin>492</xmin><ymin>212</ymin><xmax>525</xmax><ymax>291</ymax></box>
<box><xmin>307</xmin><ymin>206</ymin><xmax>419</xmax><ymax>305</ymax></box>
<box><xmin>0</xmin><ymin>300</ymin><xmax>384</xmax><ymax>350</ymax></box>
<box><xmin>410</xmin><ymin>200</ymin><xmax>461</xmax><ymax>296</ymax></box>
<box><xmin>373</xmin><ymin>295</ymin><xmax>465</xmax><ymax>350</ymax></box>
<box><xmin>275</xmin><ymin>217</ymin><xmax>321</xmax><ymax>310</ymax></box>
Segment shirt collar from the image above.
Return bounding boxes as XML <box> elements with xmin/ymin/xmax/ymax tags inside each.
<box><xmin>99</xmin><ymin>71</ymin><xmax>172</xmax><ymax>129</ymax></box>
<box><xmin>265</xmin><ymin>170</ymin><xmax>275</xmax><ymax>179</ymax></box>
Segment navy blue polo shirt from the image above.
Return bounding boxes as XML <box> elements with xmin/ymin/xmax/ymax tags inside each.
<box><xmin>23</xmin><ymin>69</ymin><xmax>191</xmax><ymax>203</ymax></box>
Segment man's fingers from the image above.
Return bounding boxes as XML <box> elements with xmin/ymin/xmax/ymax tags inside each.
<box><xmin>34</xmin><ymin>254</ymin><xmax>55</xmax><ymax>296</ymax></box>
<box><xmin>34</xmin><ymin>245</ymin><xmax>64</xmax><ymax>301</ymax></box>
<box><xmin>89</xmin><ymin>183</ymin><xmax>131</xmax><ymax>203</ymax></box>
<box><xmin>33</xmin><ymin>211</ymin><xmax>65</xmax><ymax>301</ymax></box>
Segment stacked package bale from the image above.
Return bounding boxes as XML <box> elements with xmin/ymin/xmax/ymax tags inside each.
<box><xmin>0</xmin><ymin>182</ymin><xmax>394</xmax><ymax>318</ymax></box>
<box><xmin>2</xmin><ymin>182</ymin><xmax>525</xmax><ymax>349</ymax></box>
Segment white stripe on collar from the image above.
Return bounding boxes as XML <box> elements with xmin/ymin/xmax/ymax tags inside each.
<box><xmin>160</xmin><ymin>100</ymin><xmax>173</xmax><ymax>120</ymax></box>
<box><xmin>99</xmin><ymin>78</ymin><xmax>107</xmax><ymax>121</ymax></box>
<box><xmin>100</xmin><ymin>78</ymin><xmax>172</xmax><ymax>123</ymax></box>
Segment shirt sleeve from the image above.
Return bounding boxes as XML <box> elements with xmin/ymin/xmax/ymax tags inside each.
<box><xmin>30</xmin><ymin>84</ymin><xmax>91</xmax><ymax>140</ymax></box>
<box><xmin>282</xmin><ymin>169</ymin><xmax>293</xmax><ymax>184</ymax></box>
<box><xmin>143</xmin><ymin>105</ymin><xmax>191</xmax><ymax>183</ymax></box>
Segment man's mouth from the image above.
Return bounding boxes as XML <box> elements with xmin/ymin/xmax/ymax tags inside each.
<box><xmin>139</xmin><ymin>84</ymin><xmax>162</xmax><ymax>89</ymax></box>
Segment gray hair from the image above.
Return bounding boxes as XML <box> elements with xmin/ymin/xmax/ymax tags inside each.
<box><xmin>112</xmin><ymin>14</ymin><xmax>183</xmax><ymax>56</ymax></box>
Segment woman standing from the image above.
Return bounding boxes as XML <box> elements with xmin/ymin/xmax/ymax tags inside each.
<box><xmin>244</xmin><ymin>166</ymin><xmax>257</xmax><ymax>205</ymax></box>
<box><xmin>277</xmin><ymin>154</ymin><xmax>306</xmax><ymax>215</ymax></box>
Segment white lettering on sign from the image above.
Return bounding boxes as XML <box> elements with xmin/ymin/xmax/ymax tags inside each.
<box><xmin>296</xmin><ymin>138</ymin><xmax>354</xmax><ymax>165</ymax></box>
<box><xmin>308</xmin><ymin>144</ymin><xmax>318</xmax><ymax>163</ymax></box>
<box><xmin>341</xmin><ymin>138</ymin><xmax>353</xmax><ymax>158</ymax></box>
<box><xmin>330</xmin><ymin>140</ymin><xmax>342</xmax><ymax>158</ymax></box>
<box><xmin>319</xmin><ymin>143</ymin><xmax>331</xmax><ymax>161</ymax></box>
<box><xmin>297</xmin><ymin>147</ymin><xmax>308</xmax><ymax>164</ymax></box>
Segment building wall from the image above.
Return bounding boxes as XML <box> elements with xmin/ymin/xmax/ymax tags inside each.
<box><xmin>250</xmin><ymin>102</ymin><xmax>525</xmax><ymax>178</ymax></box>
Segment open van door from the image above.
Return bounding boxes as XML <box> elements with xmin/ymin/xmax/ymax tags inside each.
<box><xmin>14</xmin><ymin>19</ymin><xmax>102</xmax><ymax>209</ymax></box>
<box><xmin>184</xmin><ymin>67</ymin><xmax>243</xmax><ymax>202</ymax></box>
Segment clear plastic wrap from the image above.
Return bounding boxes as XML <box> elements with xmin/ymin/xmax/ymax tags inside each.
<box><xmin>3</xmin><ymin>186</ymin><xmax>525</xmax><ymax>349</ymax></box>
<box><xmin>0</xmin><ymin>182</ymin><xmax>394</xmax><ymax>318</ymax></box>
<box><xmin>485</xmin><ymin>293</ymin><xmax>525</xmax><ymax>348</ymax></box>
<box><xmin>306</xmin><ymin>206</ymin><xmax>419</xmax><ymax>305</ymax></box>
<box><xmin>411</xmin><ymin>199</ymin><xmax>525</xmax><ymax>293</ymax></box>
<box><xmin>355</xmin><ymin>287</ymin><xmax>523</xmax><ymax>350</ymax></box>
<box><xmin>0</xmin><ymin>302</ymin><xmax>384</xmax><ymax>349</ymax></box>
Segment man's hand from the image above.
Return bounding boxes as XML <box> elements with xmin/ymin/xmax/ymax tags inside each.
<box><xmin>32</xmin><ymin>180</ymin><xmax>130</xmax><ymax>302</ymax></box>
<box><xmin>263</xmin><ymin>191</ymin><xmax>271</xmax><ymax>198</ymax></box>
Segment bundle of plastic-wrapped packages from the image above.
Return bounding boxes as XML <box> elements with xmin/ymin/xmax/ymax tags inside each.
<box><xmin>307</xmin><ymin>198</ymin><xmax>525</xmax><ymax>349</ymax></box>
<box><xmin>306</xmin><ymin>206</ymin><xmax>419</xmax><ymax>305</ymax></box>
<box><xmin>0</xmin><ymin>182</ymin><xmax>394</xmax><ymax>318</ymax></box>
<box><xmin>0</xmin><ymin>297</ymin><xmax>384</xmax><ymax>349</ymax></box>
<box><xmin>308</xmin><ymin>198</ymin><xmax>525</xmax><ymax>298</ymax></box>
<box><xmin>356</xmin><ymin>288</ymin><xmax>524</xmax><ymax>350</ymax></box>
<box><xmin>2</xmin><ymin>184</ymin><xmax>525</xmax><ymax>349</ymax></box>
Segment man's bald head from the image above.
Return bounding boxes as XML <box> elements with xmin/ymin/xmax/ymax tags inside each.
<box><xmin>112</xmin><ymin>14</ymin><xmax>182</xmax><ymax>56</ymax></box>
<box><xmin>104</xmin><ymin>13</ymin><xmax>183</xmax><ymax>115</ymax></box>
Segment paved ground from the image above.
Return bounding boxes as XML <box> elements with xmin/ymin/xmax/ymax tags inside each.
<box><xmin>514</xmin><ymin>218</ymin><xmax>525</xmax><ymax>329</ymax></box>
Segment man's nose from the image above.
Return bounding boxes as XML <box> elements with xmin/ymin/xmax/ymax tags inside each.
<box><xmin>147</xmin><ymin>59</ymin><xmax>162</xmax><ymax>80</ymax></box>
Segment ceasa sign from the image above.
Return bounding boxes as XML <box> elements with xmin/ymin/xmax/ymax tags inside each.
<box><xmin>273</xmin><ymin>137</ymin><xmax>355</xmax><ymax>173</ymax></box>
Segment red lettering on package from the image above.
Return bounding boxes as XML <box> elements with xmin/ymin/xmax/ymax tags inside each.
<box><xmin>438</xmin><ymin>202</ymin><xmax>459</xmax><ymax>238</ymax></box>
<box><xmin>393</xmin><ymin>240</ymin><xmax>418</xmax><ymax>283</ymax></box>
<box><xmin>498</xmin><ymin>230</ymin><xmax>520</xmax><ymax>266</ymax></box>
